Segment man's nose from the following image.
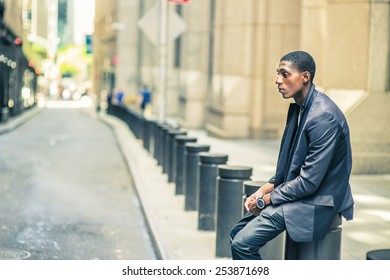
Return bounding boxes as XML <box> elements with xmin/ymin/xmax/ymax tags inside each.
<box><xmin>275</xmin><ymin>75</ymin><xmax>282</xmax><ymax>85</ymax></box>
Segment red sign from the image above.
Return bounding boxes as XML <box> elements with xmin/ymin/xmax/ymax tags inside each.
<box><xmin>14</xmin><ymin>37</ymin><xmax>22</xmax><ymax>45</ymax></box>
<box><xmin>168</xmin><ymin>0</ymin><xmax>189</xmax><ymax>4</ymax></box>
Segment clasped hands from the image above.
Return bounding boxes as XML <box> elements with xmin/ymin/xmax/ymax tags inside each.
<box><xmin>244</xmin><ymin>186</ymin><xmax>273</xmax><ymax>216</ymax></box>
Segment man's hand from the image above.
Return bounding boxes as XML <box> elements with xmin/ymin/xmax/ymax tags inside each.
<box><xmin>244</xmin><ymin>182</ymin><xmax>275</xmax><ymax>216</ymax></box>
<box><xmin>245</xmin><ymin>194</ymin><xmax>261</xmax><ymax>216</ymax></box>
<box><xmin>262</xmin><ymin>193</ymin><xmax>272</xmax><ymax>205</ymax></box>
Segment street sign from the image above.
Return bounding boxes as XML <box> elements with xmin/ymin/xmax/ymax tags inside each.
<box><xmin>168</xmin><ymin>0</ymin><xmax>190</xmax><ymax>3</ymax></box>
<box><xmin>137</xmin><ymin>1</ymin><xmax>188</xmax><ymax>121</ymax></box>
<box><xmin>137</xmin><ymin>2</ymin><xmax>187</xmax><ymax>45</ymax></box>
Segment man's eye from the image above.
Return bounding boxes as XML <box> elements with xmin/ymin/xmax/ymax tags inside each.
<box><xmin>282</xmin><ymin>73</ymin><xmax>289</xmax><ymax>78</ymax></box>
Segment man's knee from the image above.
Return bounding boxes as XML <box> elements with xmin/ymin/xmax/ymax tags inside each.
<box><xmin>231</xmin><ymin>238</ymin><xmax>244</xmax><ymax>254</ymax></box>
<box><xmin>230</xmin><ymin>226</ymin><xmax>247</xmax><ymax>253</ymax></box>
<box><xmin>230</xmin><ymin>223</ymin><xmax>241</xmax><ymax>243</ymax></box>
<box><xmin>231</xmin><ymin>238</ymin><xmax>261</xmax><ymax>260</ymax></box>
<box><xmin>230</xmin><ymin>238</ymin><xmax>238</xmax><ymax>251</ymax></box>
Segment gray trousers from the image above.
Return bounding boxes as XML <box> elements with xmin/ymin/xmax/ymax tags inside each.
<box><xmin>230</xmin><ymin>205</ymin><xmax>286</xmax><ymax>260</ymax></box>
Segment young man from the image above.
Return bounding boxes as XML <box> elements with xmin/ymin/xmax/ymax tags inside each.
<box><xmin>230</xmin><ymin>51</ymin><xmax>354</xmax><ymax>260</ymax></box>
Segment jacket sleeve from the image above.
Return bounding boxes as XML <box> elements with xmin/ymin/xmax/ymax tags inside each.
<box><xmin>271</xmin><ymin>113</ymin><xmax>340</xmax><ymax>204</ymax></box>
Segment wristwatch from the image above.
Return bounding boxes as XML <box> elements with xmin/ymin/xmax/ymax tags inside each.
<box><xmin>256</xmin><ymin>195</ymin><xmax>266</xmax><ymax>210</ymax></box>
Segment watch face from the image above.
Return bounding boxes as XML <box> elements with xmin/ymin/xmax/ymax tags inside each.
<box><xmin>256</xmin><ymin>198</ymin><xmax>265</xmax><ymax>209</ymax></box>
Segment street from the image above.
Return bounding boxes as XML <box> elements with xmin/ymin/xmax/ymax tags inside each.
<box><xmin>0</xmin><ymin>103</ymin><xmax>157</xmax><ymax>260</ymax></box>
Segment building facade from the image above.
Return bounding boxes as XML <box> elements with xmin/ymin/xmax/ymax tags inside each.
<box><xmin>0</xmin><ymin>0</ymin><xmax>39</xmax><ymax>122</ymax></box>
<box><xmin>93</xmin><ymin>0</ymin><xmax>390</xmax><ymax>174</ymax></box>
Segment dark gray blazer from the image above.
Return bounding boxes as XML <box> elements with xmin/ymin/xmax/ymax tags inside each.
<box><xmin>269</xmin><ymin>85</ymin><xmax>354</xmax><ymax>242</ymax></box>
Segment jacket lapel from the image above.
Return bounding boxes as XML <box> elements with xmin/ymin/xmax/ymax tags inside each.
<box><xmin>274</xmin><ymin>103</ymin><xmax>300</xmax><ymax>186</ymax></box>
<box><xmin>274</xmin><ymin>85</ymin><xmax>317</xmax><ymax>186</ymax></box>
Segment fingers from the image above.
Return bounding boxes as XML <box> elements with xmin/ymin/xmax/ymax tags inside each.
<box><xmin>245</xmin><ymin>196</ymin><xmax>261</xmax><ymax>216</ymax></box>
<box><xmin>251</xmin><ymin>207</ymin><xmax>260</xmax><ymax>216</ymax></box>
<box><xmin>244</xmin><ymin>196</ymin><xmax>254</xmax><ymax>211</ymax></box>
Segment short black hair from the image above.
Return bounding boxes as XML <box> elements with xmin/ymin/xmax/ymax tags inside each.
<box><xmin>280</xmin><ymin>51</ymin><xmax>316</xmax><ymax>82</ymax></box>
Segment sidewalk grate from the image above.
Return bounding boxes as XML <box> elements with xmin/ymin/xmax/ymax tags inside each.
<box><xmin>0</xmin><ymin>248</ymin><xmax>31</xmax><ymax>260</ymax></box>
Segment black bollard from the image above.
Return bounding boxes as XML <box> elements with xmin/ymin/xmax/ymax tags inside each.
<box><xmin>158</xmin><ymin>125</ymin><xmax>170</xmax><ymax>167</ymax></box>
<box><xmin>148</xmin><ymin>119</ymin><xmax>157</xmax><ymax>156</ymax></box>
<box><xmin>174</xmin><ymin>136</ymin><xmax>197</xmax><ymax>195</ymax></box>
<box><xmin>163</xmin><ymin>129</ymin><xmax>173</xmax><ymax>173</ymax></box>
<box><xmin>198</xmin><ymin>153</ymin><xmax>229</xmax><ymax>231</ymax></box>
<box><xmin>284</xmin><ymin>214</ymin><xmax>342</xmax><ymax>260</ymax></box>
<box><xmin>154</xmin><ymin>123</ymin><xmax>166</xmax><ymax>162</ymax></box>
<box><xmin>215</xmin><ymin>165</ymin><xmax>252</xmax><ymax>258</ymax></box>
<box><xmin>163</xmin><ymin>128</ymin><xmax>181</xmax><ymax>174</ymax></box>
<box><xmin>142</xmin><ymin>119</ymin><xmax>151</xmax><ymax>152</ymax></box>
<box><xmin>242</xmin><ymin>180</ymin><xmax>285</xmax><ymax>260</ymax></box>
<box><xmin>153</xmin><ymin>123</ymin><xmax>160</xmax><ymax>161</ymax></box>
<box><xmin>184</xmin><ymin>143</ymin><xmax>210</xmax><ymax>211</ymax></box>
<box><xmin>167</xmin><ymin>130</ymin><xmax>187</xmax><ymax>183</ymax></box>
<box><xmin>132</xmin><ymin>112</ymin><xmax>144</xmax><ymax>140</ymax></box>
<box><xmin>366</xmin><ymin>249</ymin><xmax>390</xmax><ymax>260</ymax></box>
<box><xmin>163</xmin><ymin>129</ymin><xmax>173</xmax><ymax>174</ymax></box>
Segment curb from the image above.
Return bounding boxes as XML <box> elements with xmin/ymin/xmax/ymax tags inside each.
<box><xmin>0</xmin><ymin>106</ymin><xmax>43</xmax><ymax>135</ymax></box>
<box><xmin>96</xmin><ymin>110</ymin><xmax>219</xmax><ymax>260</ymax></box>
<box><xmin>96</xmin><ymin>111</ymin><xmax>169</xmax><ymax>260</ymax></box>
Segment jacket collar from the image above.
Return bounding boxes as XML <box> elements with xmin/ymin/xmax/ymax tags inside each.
<box><xmin>299</xmin><ymin>83</ymin><xmax>316</xmax><ymax>112</ymax></box>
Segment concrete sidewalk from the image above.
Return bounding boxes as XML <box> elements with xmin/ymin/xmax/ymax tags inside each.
<box><xmin>98</xmin><ymin>110</ymin><xmax>390</xmax><ymax>260</ymax></box>
<box><xmin>2</xmin><ymin>105</ymin><xmax>390</xmax><ymax>260</ymax></box>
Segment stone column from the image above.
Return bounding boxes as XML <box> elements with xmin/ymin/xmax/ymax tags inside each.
<box><xmin>115</xmin><ymin>0</ymin><xmax>140</xmax><ymax>99</ymax></box>
<box><xmin>206</xmin><ymin>0</ymin><xmax>301</xmax><ymax>139</ymax></box>
<box><xmin>254</xmin><ymin>0</ymin><xmax>302</xmax><ymax>139</ymax></box>
<box><xmin>178</xmin><ymin>0</ymin><xmax>210</xmax><ymax>128</ymax></box>
<box><xmin>205</xmin><ymin>0</ymin><xmax>257</xmax><ymax>138</ymax></box>
<box><xmin>323</xmin><ymin>0</ymin><xmax>390</xmax><ymax>173</ymax></box>
<box><xmin>300</xmin><ymin>0</ymin><xmax>328</xmax><ymax>89</ymax></box>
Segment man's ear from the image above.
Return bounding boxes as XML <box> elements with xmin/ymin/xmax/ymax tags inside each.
<box><xmin>303</xmin><ymin>71</ymin><xmax>310</xmax><ymax>84</ymax></box>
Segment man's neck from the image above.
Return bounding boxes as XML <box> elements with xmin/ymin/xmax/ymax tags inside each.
<box><xmin>294</xmin><ymin>83</ymin><xmax>311</xmax><ymax>107</ymax></box>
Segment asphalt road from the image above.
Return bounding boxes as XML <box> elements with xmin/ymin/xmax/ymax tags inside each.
<box><xmin>0</xmin><ymin>105</ymin><xmax>157</xmax><ymax>260</ymax></box>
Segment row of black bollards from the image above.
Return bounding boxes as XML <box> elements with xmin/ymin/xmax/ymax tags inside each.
<box><xmin>107</xmin><ymin>104</ymin><xmax>343</xmax><ymax>260</ymax></box>
<box><xmin>122</xmin><ymin>109</ymin><xmax>254</xmax><ymax>258</ymax></box>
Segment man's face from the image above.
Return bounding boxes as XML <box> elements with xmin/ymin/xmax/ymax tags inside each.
<box><xmin>275</xmin><ymin>60</ymin><xmax>307</xmax><ymax>101</ymax></box>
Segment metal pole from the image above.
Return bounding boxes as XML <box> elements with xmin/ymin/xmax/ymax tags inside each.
<box><xmin>158</xmin><ymin>0</ymin><xmax>169</xmax><ymax>122</ymax></box>
<box><xmin>136</xmin><ymin>0</ymin><xmax>145</xmax><ymax>90</ymax></box>
<box><xmin>47</xmin><ymin>0</ymin><xmax>59</xmax><ymax>97</ymax></box>
<box><xmin>207</xmin><ymin>0</ymin><xmax>216</xmax><ymax>90</ymax></box>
